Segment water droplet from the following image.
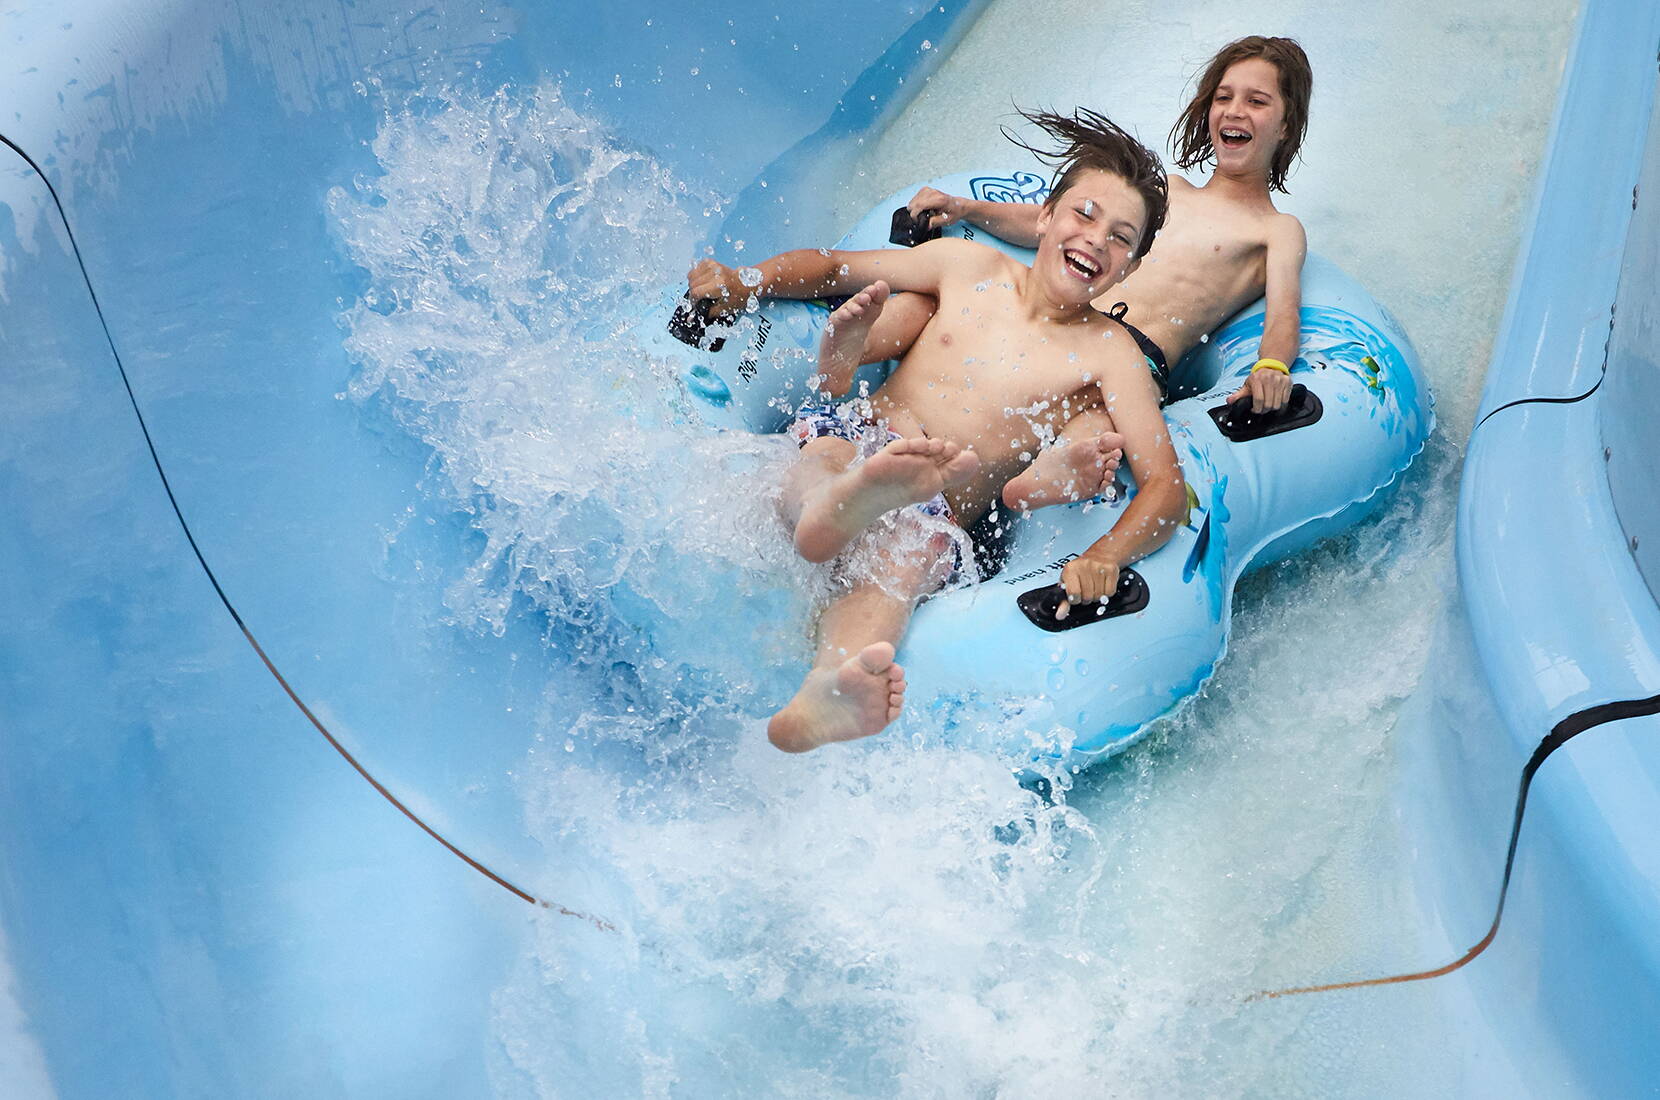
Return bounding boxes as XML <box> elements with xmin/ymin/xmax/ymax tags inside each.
<box><xmin>738</xmin><ymin>266</ymin><xmax>764</xmax><ymax>288</ymax></box>
<box><xmin>1046</xmin><ymin>667</ymin><xmax>1066</xmax><ymax>693</ymax></box>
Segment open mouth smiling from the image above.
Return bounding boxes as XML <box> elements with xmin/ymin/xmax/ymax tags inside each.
<box><xmin>1219</xmin><ymin>127</ymin><xmax>1252</xmax><ymax>148</ymax></box>
<box><xmin>1063</xmin><ymin>248</ymin><xmax>1102</xmax><ymax>280</ymax></box>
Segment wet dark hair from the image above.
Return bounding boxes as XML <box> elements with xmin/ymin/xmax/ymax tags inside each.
<box><xmin>1169</xmin><ymin>36</ymin><xmax>1313</xmax><ymax>193</ymax></box>
<box><xmin>1002</xmin><ymin>106</ymin><xmax>1168</xmax><ymax>257</ymax></box>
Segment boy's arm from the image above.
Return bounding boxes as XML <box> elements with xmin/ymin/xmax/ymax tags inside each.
<box><xmin>1057</xmin><ymin>371</ymin><xmax>1186</xmax><ymax>620</ymax></box>
<box><xmin>1229</xmin><ymin>215</ymin><xmax>1307</xmax><ymax>413</ymax></box>
<box><xmin>686</xmin><ymin>238</ymin><xmax>981</xmax><ymax>319</ymax></box>
<box><xmin>906</xmin><ymin>187</ymin><xmax>1044</xmax><ymax>248</ymax></box>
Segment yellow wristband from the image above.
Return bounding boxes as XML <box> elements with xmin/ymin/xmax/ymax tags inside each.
<box><xmin>1253</xmin><ymin>357</ymin><xmax>1290</xmax><ymax>375</ymax></box>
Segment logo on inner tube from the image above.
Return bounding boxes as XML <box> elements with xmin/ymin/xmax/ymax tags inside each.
<box><xmin>738</xmin><ymin>314</ymin><xmax>772</xmax><ymax>381</ymax></box>
<box><xmin>968</xmin><ymin>170</ymin><xmax>1050</xmax><ymax>206</ymax></box>
<box><xmin>1001</xmin><ymin>553</ymin><xmax>1078</xmax><ymax>586</ymax></box>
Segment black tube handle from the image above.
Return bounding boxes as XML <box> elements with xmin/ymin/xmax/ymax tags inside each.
<box><xmin>1208</xmin><ymin>382</ymin><xmax>1322</xmax><ymax>442</ymax></box>
<box><xmin>1017</xmin><ymin>568</ymin><xmax>1149</xmax><ymax>632</ymax></box>
<box><xmin>668</xmin><ymin>294</ymin><xmax>730</xmax><ymax>352</ymax></box>
<box><xmin>889</xmin><ymin>206</ymin><xmax>944</xmax><ymax>248</ymax></box>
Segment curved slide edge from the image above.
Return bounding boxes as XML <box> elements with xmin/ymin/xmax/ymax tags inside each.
<box><xmin>1471</xmin><ymin>0</ymin><xmax>1660</xmax><ymax>419</ymax></box>
<box><xmin>1391</xmin><ymin>0</ymin><xmax>1660</xmax><ymax>1092</ymax></box>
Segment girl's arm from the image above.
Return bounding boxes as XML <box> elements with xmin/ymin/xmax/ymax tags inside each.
<box><xmin>905</xmin><ymin>187</ymin><xmax>1045</xmax><ymax>248</ymax></box>
<box><xmin>686</xmin><ymin>238</ymin><xmax>980</xmax><ymax>319</ymax></box>
<box><xmin>1229</xmin><ymin>215</ymin><xmax>1307</xmax><ymax>412</ymax></box>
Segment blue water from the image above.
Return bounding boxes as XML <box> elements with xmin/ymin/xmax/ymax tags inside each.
<box><xmin>0</xmin><ymin>0</ymin><xmax>1585</xmax><ymax>1095</ymax></box>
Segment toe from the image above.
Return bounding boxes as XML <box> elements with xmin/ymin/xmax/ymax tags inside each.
<box><xmin>857</xmin><ymin>642</ymin><xmax>896</xmax><ymax>674</ymax></box>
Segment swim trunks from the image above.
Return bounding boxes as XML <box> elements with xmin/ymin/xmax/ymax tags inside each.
<box><xmin>789</xmin><ymin>400</ymin><xmax>967</xmax><ymax>581</ymax></box>
<box><xmin>789</xmin><ymin>401</ymin><xmax>957</xmax><ymax>525</ymax></box>
<box><xmin>1103</xmin><ymin>302</ymin><xmax>1170</xmax><ymax>404</ymax></box>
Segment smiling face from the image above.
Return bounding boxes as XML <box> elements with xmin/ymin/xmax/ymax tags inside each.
<box><xmin>1033</xmin><ymin>167</ymin><xmax>1149</xmax><ymax>304</ymax></box>
<box><xmin>1207</xmin><ymin>57</ymin><xmax>1288</xmax><ymax>178</ymax></box>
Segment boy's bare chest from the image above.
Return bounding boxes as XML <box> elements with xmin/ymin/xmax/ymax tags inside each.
<box><xmin>892</xmin><ymin>318</ymin><xmax>1104</xmax><ymax>408</ymax></box>
<box><xmin>874</xmin><ymin>315</ymin><xmax>1131</xmax><ymax>450</ymax></box>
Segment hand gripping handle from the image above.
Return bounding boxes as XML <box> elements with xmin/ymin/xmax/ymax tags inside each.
<box><xmin>668</xmin><ymin>294</ymin><xmax>730</xmax><ymax>352</ymax></box>
<box><xmin>889</xmin><ymin>206</ymin><xmax>944</xmax><ymax>248</ymax></box>
<box><xmin>1016</xmin><ymin>568</ymin><xmax>1149</xmax><ymax>633</ymax></box>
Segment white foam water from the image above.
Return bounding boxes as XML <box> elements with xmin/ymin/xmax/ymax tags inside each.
<box><xmin>331</xmin><ymin>0</ymin><xmax>1577</xmax><ymax>1080</ymax></box>
<box><xmin>330</xmin><ymin>83</ymin><xmax>834</xmax><ymax>688</ymax></box>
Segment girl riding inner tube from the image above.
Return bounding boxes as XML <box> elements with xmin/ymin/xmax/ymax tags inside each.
<box><xmin>639</xmin><ymin>171</ymin><xmax>1433</xmax><ymax>775</ymax></box>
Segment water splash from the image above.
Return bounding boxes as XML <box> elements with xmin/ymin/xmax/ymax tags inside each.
<box><xmin>330</xmin><ymin>83</ymin><xmax>832</xmax><ymax>687</ymax></box>
<box><xmin>332</xmin><ymin>80</ymin><xmax>1465</xmax><ymax>1099</ymax></box>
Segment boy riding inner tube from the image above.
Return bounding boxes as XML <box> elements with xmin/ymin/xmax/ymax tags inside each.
<box><xmin>641</xmin><ymin>171</ymin><xmax>1432</xmax><ymax>774</ymax></box>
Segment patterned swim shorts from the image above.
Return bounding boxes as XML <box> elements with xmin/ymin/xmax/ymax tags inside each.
<box><xmin>789</xmin><ymin>401</ymin><xmax>956</xmax><ymax>524</ymax></box>
<box><xmin>788</xmin><ymin>401</ymin><xmax>966</xmax><ymax>581</ymax></box>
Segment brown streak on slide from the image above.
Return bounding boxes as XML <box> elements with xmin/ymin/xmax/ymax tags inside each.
<box><xmin>0</xmin><ymin>130</ymin><xmax>618</xmax><ymax>935</ymax></box>
<box><xmin>240</xmin><ymin>623</ymin><xmax>617</xmax><ymax>932</ymax></box>
<box><xmin>1249</xmin><ymin>693</ymin><xmax>1660</xmax><ymax>1002</ymax></box>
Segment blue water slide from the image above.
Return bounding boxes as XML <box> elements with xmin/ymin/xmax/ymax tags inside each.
<box><xmin>1391</xmin><ymin>0</ymin><xmax>1660</xmax><ymax>1089</ymax></box>
<box><xmin>8</xmin><ymin>0</ymin><xmax>1655</xmax><ymax>1093</ymax></box>
<box><xmin>0</xmin><ymin>3</ymin><xmax>983</xmax><ymax>1095</ymax></box>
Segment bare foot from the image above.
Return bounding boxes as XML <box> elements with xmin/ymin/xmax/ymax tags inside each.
<box><xmin>816</xmin><ymin>281</ymin><xmax>890</xmax><ymax>392</ymax></box>
<box><xmin>1002</xmin><ymin>432</ymin><xmax>1124</xmax><ymax>510</ymax></box>
<box><xmin>768</xmin><ymin>643</ymin><xmax>907</xmax><ymax>752</ymax></box>
<box><xmin>794</xmin><ymin>437</ymin><xmax>981</xmax><ymax>562</ymax></box>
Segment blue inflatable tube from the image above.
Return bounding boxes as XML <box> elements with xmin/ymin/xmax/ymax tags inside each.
<box><xmin>642</xmin><ymin>171</ymin><xmax>1434</xmax><ymax>773</ymax></box>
